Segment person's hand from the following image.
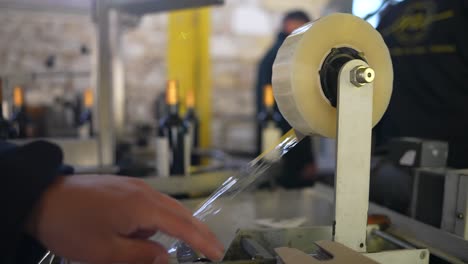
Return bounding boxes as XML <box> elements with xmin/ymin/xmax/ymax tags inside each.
<box><xmin>27</xmin><ymin>175</ymin><xmax>224</xmax><ymax>264</ymax></box>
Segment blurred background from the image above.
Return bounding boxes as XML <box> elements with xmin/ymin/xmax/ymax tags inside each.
<box><xmin>0</xmin><ymin>0</ymin><xmax>358</xmax><ymax>154</ymax></box>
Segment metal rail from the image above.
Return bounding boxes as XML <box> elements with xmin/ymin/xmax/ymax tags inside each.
<box><xmin>0</xmin><ymin>0</ymin><xmax>91</xmax><ymax>15</ymax></box>
<box><xmin>369</xmin><ymin>201</ymin><xmax>468</xmax><ymax>262</ymax></box>
<box><xmin>110</xmin><ymin>0</ymin><xmax>223</xmax><ymax>16</ymax></box>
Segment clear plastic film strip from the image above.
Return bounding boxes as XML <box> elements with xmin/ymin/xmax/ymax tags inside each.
<box><xmin>155</xmin><ymin>129</ymin><xmax>303</xmax><ymax>263</ymax></box>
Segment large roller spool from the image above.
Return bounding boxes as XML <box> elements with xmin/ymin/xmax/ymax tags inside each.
<box><xmin>272</xmin><ymin>13</ymin><xmax>393</xmax><ymax>138</ymax></box>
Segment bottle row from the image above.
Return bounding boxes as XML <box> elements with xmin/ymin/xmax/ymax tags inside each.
<box><xmin>0</xmin><ymin>79</ymin><xmax>285</xmax><ymax>177</ymax></box>
<box><xmin>0</xmin><ymin>82</ymin><xmax>94</xmax><ymax>140</ymax></box>
<box><xmin>155</xmin><ymin>82</ymin><xmax>285</xmax><ymax>177</ymax></box>
<box><xmin>155</xmin><ymin>80</ymin><xmax>200</xmax><ymax>177</ymax></box>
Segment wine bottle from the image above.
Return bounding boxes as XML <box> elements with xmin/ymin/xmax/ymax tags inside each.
<box><xmin>184</xmin><ymin>89</ymin><xmax>201</xmax><ymax>166</ymax></box>
<box><xmin>11</xmin><ymin>86</ymin><xmax>30</xmax><ymax>138</ymax></box>
<box><xmin>78</xmin><ymin>89</ymin><xmax>94</xmax><ymax>139</ymax></box>
<box><xmin>156</xmin><ymin>80</ymin><xmax>188</xmax><ymax>177</ymax></box>
<box><xmin>258</xmin><ymin>84</ymin><xmax>283</xmax><ymax>153</ymax></box>
<box><xmin>0</xmin><ymin>80</ymin><xmax>15</xmax><ymax>139</ymax></box>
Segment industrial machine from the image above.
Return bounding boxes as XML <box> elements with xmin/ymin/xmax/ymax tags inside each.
<box><xmin>161</xmin><ymin>13</ymin><xmax>468</xmax><ymax>264</ymax></box>
<box><xmin>268</xmin><ymin>12</ymin><xmax>404</xmax><ymax>262</ymax></box>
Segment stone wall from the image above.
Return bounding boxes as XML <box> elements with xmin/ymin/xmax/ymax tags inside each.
<box><xmin>0</xmin><ymin>10</ymin><xmax>94</xmax><ymax>105</ymax></box>
<box><xmin>0</xmin><ymin>0</ymin><xmax>349</xmax><ymax>153</ymax></box>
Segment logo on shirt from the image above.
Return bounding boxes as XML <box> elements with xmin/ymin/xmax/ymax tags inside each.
<box><xmin>381</xmin><ymin>1</ymin><xmax>453</xmax><ymax>45</ymax></box>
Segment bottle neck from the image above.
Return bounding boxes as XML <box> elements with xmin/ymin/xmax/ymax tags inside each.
<box><xmin>264</xmin><ymin>104</ymin><xmax>274</xmax><ymax>114</ymax></box>
<box><xmin>186</xmin><ymin>107</ymin><xmax>196</xmax><ymax>117</ymax></box>
<box><xmin>168</xmin><ymin>103</ymin><xmax>179</xmax><ymax>117</ymax></box>
<box><xmin>0</xmin><ymin>82</ymin><xmax>4</xmax><ymax>119</ymax></box>
<box><xmin>14</xmin><ymin>104</ymin><xmax>24</xmax><ymax>111</ymax></box>
<box><xmin>0</xmin><ymin>101</ymin><xmax>3</xmax><ymax>119</ymax></box>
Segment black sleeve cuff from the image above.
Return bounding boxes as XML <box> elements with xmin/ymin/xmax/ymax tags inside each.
<box><xmin>0</xmin><ymin>140</ymin><xmax>66</xmax><ymax>263</ymax></box>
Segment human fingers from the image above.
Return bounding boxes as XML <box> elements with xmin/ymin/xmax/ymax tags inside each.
<box><xmin>144</xmin><ymin>203</ymin><xmax>224</xmax><ymax>261</ymax></box>
<box><xmin>128</xmin><ymin>228</ymin><xmax>158</xmax><ymax>239</ymax></box>
<box><xmin>132</xmin><ymin>186</ymin><xmax>223</xmax><ymax>258</ymax></box>
<box><xmin>109</xmin><ymin>238</ymin><xmax>169</xmax><ymax>264</ymax></box>
<box><xmin>151</xmin><ymin>191</ymin><xmax>193</xmax><ymax>217</ymax></box>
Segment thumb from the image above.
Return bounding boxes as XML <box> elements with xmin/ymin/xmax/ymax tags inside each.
<box><xmin>112</xmin><ymin>238</ymin><xmax>169</xmax><ymax>264</ymax></box>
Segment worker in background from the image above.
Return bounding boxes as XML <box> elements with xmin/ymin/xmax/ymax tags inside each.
<box><xmin>375</xmin><ymin>0</ymin><xmax>468</xmax><ymax>168</ymax></box>
<box><xmin>255</xmin><ymin>10</ymin><xmax>316</xmax><ymax>188</ymax></box>
<box><xmin>0</xmin><ymin>140</ymin><xmax>223</xmax><ymax>264</ymax></box>
<box><xmin>371</xmin><ymin>0</ymin><xmax>468</xmax><ymax>213</ymax></box>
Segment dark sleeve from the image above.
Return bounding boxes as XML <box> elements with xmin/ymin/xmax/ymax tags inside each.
<box><xmin>461</xmin><ymin>0</ymin><xmax>468</xmax><ymax>60</ymax></box>
<box><xmin>0</xmin><ymin>140</ymin><xmax>67</xmax><ymax>264</ymax></box>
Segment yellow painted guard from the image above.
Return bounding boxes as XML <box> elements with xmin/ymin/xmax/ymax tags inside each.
<box><xmin>168</xmin><ymin>8</ymin><xmax>212</xmax><ymax>149</ymax></box>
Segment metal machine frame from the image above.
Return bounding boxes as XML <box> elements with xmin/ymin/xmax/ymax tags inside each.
<box><xmin>329</xmin><ymin>59</ymin><xmax>428</xmax><ymax>263</ymax></box>
<box><xmin>334</xmin><ymin>60</ymin><xmax>374</xmax><ymax>252</ymax></box>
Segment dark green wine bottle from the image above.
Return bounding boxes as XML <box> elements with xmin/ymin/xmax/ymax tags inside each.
<box><xmin>184</xmin><ymin>89</ymin><xmax>200</xmax><ymax>166</ymax></box>
<box><xmin>11</xmin><ymin>86</ymin><xmax>31</xmax><ymax>138</ymax></box>
<box><xmin>78</xmin><ymin>88</ymin><xmax>94</xmax><ymax>139</ymax></box>
<box><xmin>0</xmin><ymin>80</ymin><xmax>15</xmax><ymax>140</ymax></box>
<box><xmin>156</xmin><ymin>80</ymin><xmax>188</xmax><ymax>176</ymax></box>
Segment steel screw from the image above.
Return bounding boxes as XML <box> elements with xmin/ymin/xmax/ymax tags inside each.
<box><xmin>457</xmin><ymin>213</ymin><xmax>464</xmax><ymax>219</ymax></box>
<box><xmin>351</xmin><ymin>66</ymin><xmax>375</xmax><ymax>87</ymax></box>
<box><xmin>420</xmin><ymin>251</ymin><xmax>427</xmax><ymax>259</ymax></box>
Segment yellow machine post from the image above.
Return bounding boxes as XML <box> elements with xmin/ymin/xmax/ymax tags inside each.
<box><xmin>168</xmin><ymin>8</ymin><xmax>212</xmax><ymax>149</ymax></box>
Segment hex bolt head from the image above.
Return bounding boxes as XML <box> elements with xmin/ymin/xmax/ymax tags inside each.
<box><xmin>351</xmin><ymin>66</ymin><xmax>375</xmax><ymax>87</ymax></box>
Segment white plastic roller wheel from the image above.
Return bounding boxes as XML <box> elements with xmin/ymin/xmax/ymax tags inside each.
<box><xmin>272</xmin><ymin>13</ymin><xmax>393</xmax><ymax>138</ymax></box>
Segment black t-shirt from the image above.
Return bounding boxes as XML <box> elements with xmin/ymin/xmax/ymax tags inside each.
<box><xmin>376</xmin><ymin>0</ymin><xmax>468</xmax><ymax>168</ymax></box>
